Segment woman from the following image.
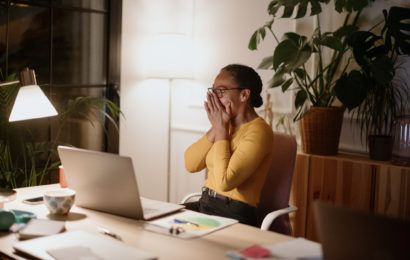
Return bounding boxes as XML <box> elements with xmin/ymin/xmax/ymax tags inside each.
<box><xmin>184</xmin><ymin>64</ymin><xmax>274</xmax><ymax>226</ymax></box>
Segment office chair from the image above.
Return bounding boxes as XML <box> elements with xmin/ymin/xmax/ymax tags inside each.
<box><xmin>181</xmin><ymin>132</ymin><xmax>298</xmax><ymax>235</ymax></box>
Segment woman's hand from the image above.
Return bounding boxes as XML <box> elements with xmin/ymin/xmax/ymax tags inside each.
<box><xmin>204</xmin><ymin>91</ymin><xmax>232</xmax><ymax>141</ymax></box>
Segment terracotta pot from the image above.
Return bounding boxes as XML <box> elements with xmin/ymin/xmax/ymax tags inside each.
<box><xmin>369</xmin><ymin>135</ymin><xmax>393</xmax><ymax>161</ymax></box>
<box><xmin>299</xmin><ymin>106</ymin><xmax>345</xmax><ymax>155</ymax></box>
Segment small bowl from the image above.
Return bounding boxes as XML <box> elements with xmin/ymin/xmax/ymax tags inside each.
<box><xmin>43</xmin><ymin>189</ymin><xmax>75</xmax><ymax>215</ymax></box>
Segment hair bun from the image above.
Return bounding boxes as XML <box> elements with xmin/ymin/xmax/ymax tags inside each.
<box><xmin>252</xmin><ymin>95</ymin><xmax>263</xmax><ymax>108</ymax></box>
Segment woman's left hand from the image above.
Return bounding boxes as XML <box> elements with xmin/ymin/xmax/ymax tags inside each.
<box><xmin>204</xmin><ymin>91</ymin><xmax>231</xmax><ymax>140</ymax></box>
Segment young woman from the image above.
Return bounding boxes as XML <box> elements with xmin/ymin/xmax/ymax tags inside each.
<box><xmin>184</xmin><ymin>64</ymin><xmax>274</xmax><ymax>226</ymax></box>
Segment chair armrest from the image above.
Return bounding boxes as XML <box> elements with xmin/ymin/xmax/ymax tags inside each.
<box><xmin>260</xmin><ymin>205</ymin><xmax>298</xmax><ymax>231</ymax></box>
<box><xmin>180</xmin><ymin>192</ymin><xmax>202</xmax><ymax>204</ymax></box>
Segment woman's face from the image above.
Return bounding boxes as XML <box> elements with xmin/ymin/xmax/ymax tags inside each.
<box><xmin>212</xmin><ymin>70</ymin><xmax>242</xmax><ymax>113</ymax></box>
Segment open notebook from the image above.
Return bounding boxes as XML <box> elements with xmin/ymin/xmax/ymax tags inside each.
<box><xmin>57</xmin><ymin>146</ymin><xmax>184</xmax><ymax>220</ymax></box>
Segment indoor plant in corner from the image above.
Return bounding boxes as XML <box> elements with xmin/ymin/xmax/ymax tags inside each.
<box><xmin>249</xmin><ymin>0</ymin><xmax>376</xmax><ymax>155</ymax></box>
<box><xmin>335</xmin><ymin>6</ymin><xmax>410</xmax><ymax>161</ymax></box>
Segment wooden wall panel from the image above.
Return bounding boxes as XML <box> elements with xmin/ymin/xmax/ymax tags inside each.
<box><xmin>290</xmin><ymin>153</ymin><xmax>310</xmax><ymax>238</ymax></box>
<box><xmin>305</xmin><ymin>155</ymin><xmax>374</xmax><ymax>241</ymax></box>
<box><xmin>290</xmin><ymin>152</ymin><xmax>410</xmax><ymax>242</ymax></box>
<box><xmin>374</xmin><ymin>166</ymin><xmax>410</xmax><ymax>220</ymax></box>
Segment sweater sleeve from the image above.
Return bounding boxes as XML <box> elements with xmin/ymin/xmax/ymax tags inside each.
<box><xmin>211</xmin><ymin>125</ymin><xmax>273</xmax><ymax>191</ymax></box>
<box><xmin>184</xmin><ymin>134</ymin><xmax>213</xmax><ymax>173</ymax></box>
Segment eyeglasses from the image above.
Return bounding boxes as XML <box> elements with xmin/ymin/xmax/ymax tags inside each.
<box><xmin>207</xmin><ymin>87</ymin><xmax>243</xmax><ymax>98</ymax></box>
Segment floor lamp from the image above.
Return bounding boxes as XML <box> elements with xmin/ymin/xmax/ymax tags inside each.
<box><xmin>0</xmin><ymin>68</ymin><xmax>58</xmax><ymax>122</ymax></box>
<box><xmin>144</xmin><ymin>33</ymin><xmax>193</xmax><ymax>201</ymax></box>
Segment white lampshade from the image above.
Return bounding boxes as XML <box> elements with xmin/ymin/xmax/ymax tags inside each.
<box><xmin>9</xmin><ymin>85</ymin><xmax>58</xmax><ymax>122</ymax></box>
<box><xmin>143</xmin><ymin>33</ymin><xmax>194</xmax><ymax>79</ymax></box>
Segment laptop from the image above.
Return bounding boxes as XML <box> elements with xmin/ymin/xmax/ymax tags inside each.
<box><xmin>314</xmin><ymin>201</ymin><xmax>410</xmax><ymax>260</ymax></box>
<box><xmin>57</xmin><ymin>145</ymin><xmax>184</xmax><ymax>220</ymax></box>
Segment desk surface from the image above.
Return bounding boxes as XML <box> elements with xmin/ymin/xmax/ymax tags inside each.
<box><xmin>1</xmin><ymin>185</ymin><xmax>292</xmax><ymax>260</ymax></box>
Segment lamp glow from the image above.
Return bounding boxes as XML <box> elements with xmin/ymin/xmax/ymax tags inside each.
<box><xmin>9</xmin><ymin>85</ymin><xmax>58</xmax><ymax>122</ymax></box>
<box><xmin>143</xmin><ymin>33</ymin><xmax>194</xmax><ymax>79</ymax></box>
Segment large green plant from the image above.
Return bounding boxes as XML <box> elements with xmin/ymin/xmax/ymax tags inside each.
<box><xmin>335</xmin><ymin>6</ymin><xmax>410</xmax><ymax>138</ymax></box>
<box><xmin>0</xmin><ymin>70</ymin><xmax>121</xmax><ymax>189</ymax></box>
<box><xmin>249</xmin><ymin>0</ymin><xmax>375</xmax><ymax>121</ymax></box>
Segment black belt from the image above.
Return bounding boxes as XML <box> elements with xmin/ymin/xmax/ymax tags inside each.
<box><xmin>202</xmin><ymin>187</ymin><xmax>232</xmax><ymax>202</ymax></box>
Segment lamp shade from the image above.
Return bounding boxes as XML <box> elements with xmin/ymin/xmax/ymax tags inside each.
<box><xmin>9</xmin><ymin>85</ymin><xmax>58</xmax><ymax>122</ymax></box>
<box><xmin>143</xmin><ymin>33</ymin><xmax>194</xmax><ymax>79</ymax></box>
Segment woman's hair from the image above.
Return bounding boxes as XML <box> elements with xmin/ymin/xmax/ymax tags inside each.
<box><xmin>221</xmin><ymin>64</ymin><xmax>263</xmax><ymax>108</ymax></box>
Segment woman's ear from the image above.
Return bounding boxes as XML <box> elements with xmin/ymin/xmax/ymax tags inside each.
<box><xmin>241</xmin><ymin>89</ymin><xmax>251</xmax><ymax>102</ymax></box>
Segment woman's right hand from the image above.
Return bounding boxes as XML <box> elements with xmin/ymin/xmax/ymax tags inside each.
<box><xmin>204</xmin><ymin>91</ymin><xmax>231</xmax><ymax>141</ymax></box>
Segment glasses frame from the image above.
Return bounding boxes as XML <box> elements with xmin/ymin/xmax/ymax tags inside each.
<box><xmin>207</xmin><ymin>87</ymin><xmax>244</xmax><ymax>98</ymax></box>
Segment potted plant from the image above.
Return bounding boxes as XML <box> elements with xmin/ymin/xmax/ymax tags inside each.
<box><xmin>249</xmin><ymin>0</ymin><xmax>375</xmax><ymax>155</ymax></box>
<box><xmin>335</xmin><ymin>6</ymin><xmax>410</xmax><ymax>160</ymax></box>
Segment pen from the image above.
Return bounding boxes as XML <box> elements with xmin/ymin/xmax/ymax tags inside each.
<box><xmin>173</xmin><ymin>218</ymin><xmax>199</xmax><ymax>227</ymax></box>
<box><xmin>97</xmin><ymin>226</ymin><xmax>122</xmax><ymax>240</ymax></box>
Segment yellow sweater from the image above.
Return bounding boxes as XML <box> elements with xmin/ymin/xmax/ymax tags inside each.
<box><xmin>184</xmin><ymin>117</ymin><xmax>274</xmax><ymax>207</ymax></box>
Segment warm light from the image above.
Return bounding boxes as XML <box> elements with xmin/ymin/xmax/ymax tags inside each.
<box><xmin>143</xmin><ymin>33</ymin><xmax>193</xmax><ymax>79</ymax></box>
<box><xmin>9</xmin><ymin>85</ymin><xmax>58</xmax><ymax>122</ymax></box>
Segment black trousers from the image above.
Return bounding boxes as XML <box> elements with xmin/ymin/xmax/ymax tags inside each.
<box><xmin>183</xmin><ymin>190</ymin><xmax>257</xmax><ymax>227</ymax></box>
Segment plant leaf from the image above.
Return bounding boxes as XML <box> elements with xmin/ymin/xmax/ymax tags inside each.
<box><xmin>334</xmin><ymin>70</ymin><xmax>368</xmax><ymax>110</ymax></box>
<box><xmin>281</xmin><ymin>78</ymin><xmax>294</xmax><ymax>92</ymax></box>
<box><xmin>383</xmin><ymin>6</ymin><xmax>410</xmax><ymax>55</ymax></box>
<box><xmin>295</xmin><ymin>89</ymin><xmax>308</xmax><ymax>108</ymax></box>
<box><xmin>258</xmin><ymin>56</ymin><xmax>274</xmax><ymax>69</ymax></box>
<box><xmin>270</xmin><ymin>69</ymin><xmax>286</xmax><ymax>87</ymax></box>
<box><xmin>248</xmin><ymin>31</ymin><xmax>259</xmax><ymax>50</ymax></box>
<box><xmin>273</xmin><ymin>39</ymin><xmax>298</xmax><ymax>69</ymax></box>
<box><xmin>333</xmin><ymin>25</ymin><xmax>358</xmax><ymax>38</ymax></box>
<box><xmin>369</xmin><ymin>55</ymin><xmax>394</xmax><ymax>85</ymax></box>
<box><xmin>334</xmin><ymin>0</ymin><xmax>370</xmax><ymax>13</ymax></box>
<box><xmin>267</xmin><ymin>0</ymin><xmax>331</xmax><ymax>18</ymax></box>
<box><xmin>315</xmin><ymin>35</ymin><xmax>343</xmax><ymax>51</ymax></box>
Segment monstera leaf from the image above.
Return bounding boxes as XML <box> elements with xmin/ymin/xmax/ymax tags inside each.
<box><xmin>382</xmin><ymin>6</ymin><xmax>410</xmax><ymax>55</ymax></box>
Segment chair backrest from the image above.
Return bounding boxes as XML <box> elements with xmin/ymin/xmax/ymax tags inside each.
<box><xmin>256</xmin><ymin>132</ymin><xmax>297</xmax><ymax>235</ymax></box>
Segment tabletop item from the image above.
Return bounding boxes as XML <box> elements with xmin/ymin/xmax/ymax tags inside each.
<box><xmin>59</xmin><ymin>165</ymin><xmax>68</xmax><ymax>188</ymax></box>
<box><xmin>10</xmin><ymin>209</ymin><xmax>37</xmax><ymax>223</ymax></box>
<box><xmin>57</xmin><ymin>145</ymin><xmax>184</xmax><ymax>220</ymax></box>
<box><xmin>0</xmin><ymin>209</ymin><xmax>15</xmax><ymax>231</ymax></box>
<box><xmin>13</xmin><ymin>230</ymin><xmax>157</xmax><ymax>260</ymax></box>
<box><xmin>0</xmin><ymin>188</ymin><xmax>17</xmax><ymax>202</ymax></box>
<box><xmin>43</xmin><ymin>189</ymin><xmax>75</xmax><ymax>215</ymax></box>
<box><xmin>18</xmin><ymin>218</ymin><xmax>65</xmax><ymax>240</ymax></box>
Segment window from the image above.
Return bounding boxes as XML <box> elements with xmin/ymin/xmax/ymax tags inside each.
<box><xmin>0</xmin><ymin>0</ymin><xmax>121</xmax><ymax>153</ymax></box>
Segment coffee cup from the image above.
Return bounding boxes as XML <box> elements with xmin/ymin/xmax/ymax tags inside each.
<box><xmin>43</xmin><ymin>189</ymin><xmax>75</xmax><ymax>215</ymax></box>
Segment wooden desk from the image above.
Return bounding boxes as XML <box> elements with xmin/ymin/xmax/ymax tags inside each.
<box><xmin>1</xmin><ymin>185</ymin><xmax>292</xmax><ymax>260</ymax></box>
<box><xmin>290</xmin><ymin>151</ymin><xmax>410</xmax><ymax>242</ymax></box>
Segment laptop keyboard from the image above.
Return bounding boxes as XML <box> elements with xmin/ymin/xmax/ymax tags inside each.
<box><xmin>143</xmin><ymin>207</ymin><xmax>160</xmax><ymax>215</ymax></box>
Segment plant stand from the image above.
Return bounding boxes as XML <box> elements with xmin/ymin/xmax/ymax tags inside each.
<box><xmin>299</xmin><ymin>106</ymin><xmax>345</xmax><ymax>155</ymax></box>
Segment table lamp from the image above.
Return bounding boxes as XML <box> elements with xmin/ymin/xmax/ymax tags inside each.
<box><xmin>0</xmin><ymin>68</ymin><xmax>58</xmax><ymax>122</ymax></box>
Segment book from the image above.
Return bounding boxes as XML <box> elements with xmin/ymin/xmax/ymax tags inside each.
<box><xmin>18</xmin><ymin>219</ymin><xmax>65</xmax><ymax>240</ymax></box>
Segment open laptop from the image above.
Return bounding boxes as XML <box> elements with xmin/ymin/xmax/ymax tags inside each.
<box><xmin>314</xmin><ymin>201</ymin><xmax>410</xmax><ymax>260</ymax></box>
<box><xmin>57</xmin><ymin>145</ymin><xmax>184</xmax><ymax>220</ymax></box>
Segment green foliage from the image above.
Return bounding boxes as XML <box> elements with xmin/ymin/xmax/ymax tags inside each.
<box><xmin>334</xmin><ymin>6</ymin><xmax>410</xmax><ymax>139</ymax></box>
<box><xmin>0</xmin><ymin>72</ymin><xmax>122</xmax><ymax>189</ymax></box>
<box><xmin>249</xmin><ymin>0</ymin><xmax>377</xmax><ymax>121</ymax></box>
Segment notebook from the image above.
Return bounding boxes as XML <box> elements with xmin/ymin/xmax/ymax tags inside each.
<box><xmin>13</xmin><ymin>230</ymin><xmax>156</xmax><ymax>260</ymax></box>
<box><xmin>57</xmin><ymin>146</ymin><xmax>184</xmax><ymax>220</ymax></box>
<box><xmin>314</xmin><ymin>201</ymin><xmax>410</xmax><ymax>260</ymax></box>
